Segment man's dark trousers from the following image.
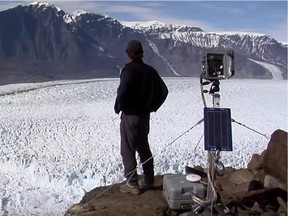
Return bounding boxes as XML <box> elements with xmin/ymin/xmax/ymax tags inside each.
<box><xmin>120</xmin><ymin>113</ymin><xmax>154</xmax><ymax>186</ymax></box>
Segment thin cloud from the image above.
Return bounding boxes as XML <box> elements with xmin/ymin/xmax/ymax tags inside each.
<box><xmin>100</xmin><ymin>5</ymin><xmax>156</xmax><ymax>14</ymax></box>
<box><xmin>98</xmin><ymin>2</ymin><xmax>168</xmax><ymax>21</ymax></box>
<box><xmin>197</xmin><ymin>2</ymin><xmax>247</xmax><ymax>16</ymax></box>
<box><xmin>264</xmin><ymin>22</ymin><xmax>288</xmax><ymax>42</ymax></box>
<box><xmin>0</xmin><ymin>2</ymin><xmax>22</xmax><ymax>11</ymax></box>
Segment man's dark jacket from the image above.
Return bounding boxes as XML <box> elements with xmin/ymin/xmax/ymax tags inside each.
<box><xmin>114</xmin><ymin>59</ymin><xmax>168</xmax><ymax>115</ymax></box>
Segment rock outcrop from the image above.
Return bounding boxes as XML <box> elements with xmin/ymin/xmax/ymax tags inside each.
<box><xmin>65</xmin><ymin>129</ymin><xmax>287</xmax><ymax>216</ymax></box>
<box><xmin>262</xmin><ymin>129</ymin><xmax>287</xmax><ymax>191</ymax></box>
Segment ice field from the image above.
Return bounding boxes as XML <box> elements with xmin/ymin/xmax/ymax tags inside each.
<box><xmin>0</xmin><ymin>77</ymin><xmax>287</xmax><ymax>215</ymax></box>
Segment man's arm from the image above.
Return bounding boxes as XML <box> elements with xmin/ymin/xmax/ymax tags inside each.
<box><xmin>150</xmin><ymin>69</ymin><xmax>168</xmax><ymax>112</ymax></box>
<box><xmin>114</xmin><ymin>68</ymin><xmax>132</xmax><ymax>114</ymax></box>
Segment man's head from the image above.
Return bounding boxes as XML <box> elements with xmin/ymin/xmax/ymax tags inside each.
<box><xmin>126</xmin><ymin>40</ymin><xmax>143</xmax><ymax>59</ymax></box>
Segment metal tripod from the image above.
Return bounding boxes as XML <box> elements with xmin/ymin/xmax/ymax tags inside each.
<box><xmin>179</xmin><ymin>91</ymin><xmax>231</xmax><ymax>216</ymax></box>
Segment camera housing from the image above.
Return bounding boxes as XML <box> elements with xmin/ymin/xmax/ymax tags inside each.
<box><xmin>202</xmin><ymin>50</ymin><xmax>235</xmax><ymax>80</ymax></box>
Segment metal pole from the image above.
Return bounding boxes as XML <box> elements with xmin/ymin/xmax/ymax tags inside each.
<box><xmin>205</xmin><ymin>93</ymin><xmax>220</xmax><ymax>215</ymax></box>
<box><xmin>213</xmin><ymin>93</ymin><xmax>220</xmax><ymax>108</ymax></box>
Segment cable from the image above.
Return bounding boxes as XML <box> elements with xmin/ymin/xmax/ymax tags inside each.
<box><xmin>199</xmin><ymin>74</ymin><xmax>269</xmax><ymax>216</ymax></box>
<box><xmin>200</xmin><ymin>75</ymin><xmax>269</xmax><ymax>140</ymax></box>
<box><xmin>200</xmin><ymin>73</ymin><xmax>208</xmax><ymax>108</ymax></box>
<box><xmin>74</xmin><ymin>74</ymin><xmax>269</xmax><ymax>215</ymax></box>
<box><xmin>73</xmin><ymin>119</ymin><xmax>205</xmax><ymax>215</ymax></box>
<box><xmin>232</xmin><ymin>118</ymin><xmax>270</xmax><ymax>140</ymax></box>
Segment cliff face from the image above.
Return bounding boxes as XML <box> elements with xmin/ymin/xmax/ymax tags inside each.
<box><xmin>0</xmin><ymin>2</ymin><xmax>287</xmax><ymax>84</ymax></box>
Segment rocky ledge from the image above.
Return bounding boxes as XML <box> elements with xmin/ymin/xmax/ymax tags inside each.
<box><xmin>65</xmin><ymin>129</ymin><xmax>287</xmax><ymax>216</ymax></box>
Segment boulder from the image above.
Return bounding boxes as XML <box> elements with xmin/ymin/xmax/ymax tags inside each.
<box><xmin>65</xmin><ymin>176</ymin><xmax>171</xmax><ymax>216</ymax></box>
<box><xmin>262</xmin><ymin>129</ymin><xmax>287</xmax><ymax>190</ymax></box>
<box><xmin>247</xmin><ymin>153</ymin><xmax>263</xmax><ymax>170</ymax></box>
<box><xmin>229</xmin><ymin>169</ymin><xmax>255</xmax><ymax>185</ymax></box>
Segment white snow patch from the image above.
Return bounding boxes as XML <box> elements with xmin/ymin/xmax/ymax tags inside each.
<box><xmin>249</xmin><ymin>58</ymin><xmax>284</xmax><ymax>80</ymax></box>
<box><xmin>146</xmin><ymin>39</ymin><xmax>181</xmax><ymax>76</ymax></box>
<box><xmin>29</xmin><ymin>2</ymin><xmax>51</xmax><ymax>7</ymax></box>
<box><xmin>208</xmin><ymin>31</ymin><xmax>266</xmax><ymax>38</ymax></box>
<box><xmin>70</xmin><ymin>10</ymin><xmax>88</xmax><ymax>20</ymax></box>
<box><xmin>63</xmin><ymin>14</ymin><xmax>74</xmax><ymax>24</ymax></box>
<box><xmin>121</xmin><ymin>20</ymin><xmax>166</xmax><ymax>28</ymax></box>
<box><xmin>29</xmin><ymin>1</ymin><xmax>61</xmax><ymax>12</ymax></box>
<box><xmin>121</xmin><ymin>21</ymin><xmax>266</xmax><ymax>39</ymax></box>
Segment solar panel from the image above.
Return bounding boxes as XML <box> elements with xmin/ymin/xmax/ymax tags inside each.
<box><xmin>204</xmin><ymin>108</ymin><xmax>233</xmax><ymax>151</ymax></box>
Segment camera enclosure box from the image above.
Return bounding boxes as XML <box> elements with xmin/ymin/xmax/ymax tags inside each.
<box><xmin>163</xmin><ymin>174</ymin><xmax>206</xmax><ymax>210</ymax></box>
<box><xmin>202</xmin><ymin>50</ymin><xmax>235</xmax><ymax>80</ymax></box>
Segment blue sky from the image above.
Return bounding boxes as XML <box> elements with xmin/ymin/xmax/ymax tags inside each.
<box><xmin>0</xmin><ymin>1</ymin><xmax>287</xmax><ymax>42</ymax></box>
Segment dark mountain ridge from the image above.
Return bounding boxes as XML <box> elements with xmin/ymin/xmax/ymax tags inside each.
<box><xmin>0</xmin><ymin>2</ymin><xmax>286</xmax><ymax>84</ymax></box>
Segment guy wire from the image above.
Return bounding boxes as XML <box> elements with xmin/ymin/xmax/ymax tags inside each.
<box><xmin>77</xmin><ymin>76</ymin><xmax>269</xmax><ymax>214</ymax></box>
<box><xmin>232</xmin><ymin>118</ymin><xmax>269</xmax><ymax>139</ymax></box>
<box><xmin>75</xmin><ymin>118</ymin><xmax>204</xmax><ymax>213</ymax></box>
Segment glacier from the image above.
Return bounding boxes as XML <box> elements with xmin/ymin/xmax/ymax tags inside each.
<box><xmin>0</xmin><ymin>77</ymin><xmax>287</xmax><ymax>215</ymax></box>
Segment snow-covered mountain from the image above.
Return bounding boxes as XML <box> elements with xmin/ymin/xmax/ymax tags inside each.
<box><xmin>123</xmin><ymin>21</ymin><xmax>287</xmax><ymax>78</ymax></box>
<box><xmin>0</xmin><ymin>2</ymin><xmax>286</xmax><ymax>84</ymax></box>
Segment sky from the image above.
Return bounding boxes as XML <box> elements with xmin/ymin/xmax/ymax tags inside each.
<box><xmin>0</xmin><ymin>1</ymin><xmax>287</xmax><ymax>43</ymax></box>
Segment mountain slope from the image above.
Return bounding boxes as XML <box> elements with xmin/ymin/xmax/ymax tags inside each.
<box><xmin>124</xmin><ymin>21</ymin><xmax>287</xmax><ymax>79</ymax></box>
<box><xmin>0</xmin><ymin>2</ymin><xmax>286</xmax><ymax>84</ymax></box>
<box><xmin>0</xmin><ymin>3</ymin><xmax>121</xmax><ymax>84</ymax></box>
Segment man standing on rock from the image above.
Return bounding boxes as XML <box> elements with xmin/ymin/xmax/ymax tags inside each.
<box><xmin>114</xmin><ymin>40</ymin><xmax>168</xmax><ymax>195</ymax></box>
